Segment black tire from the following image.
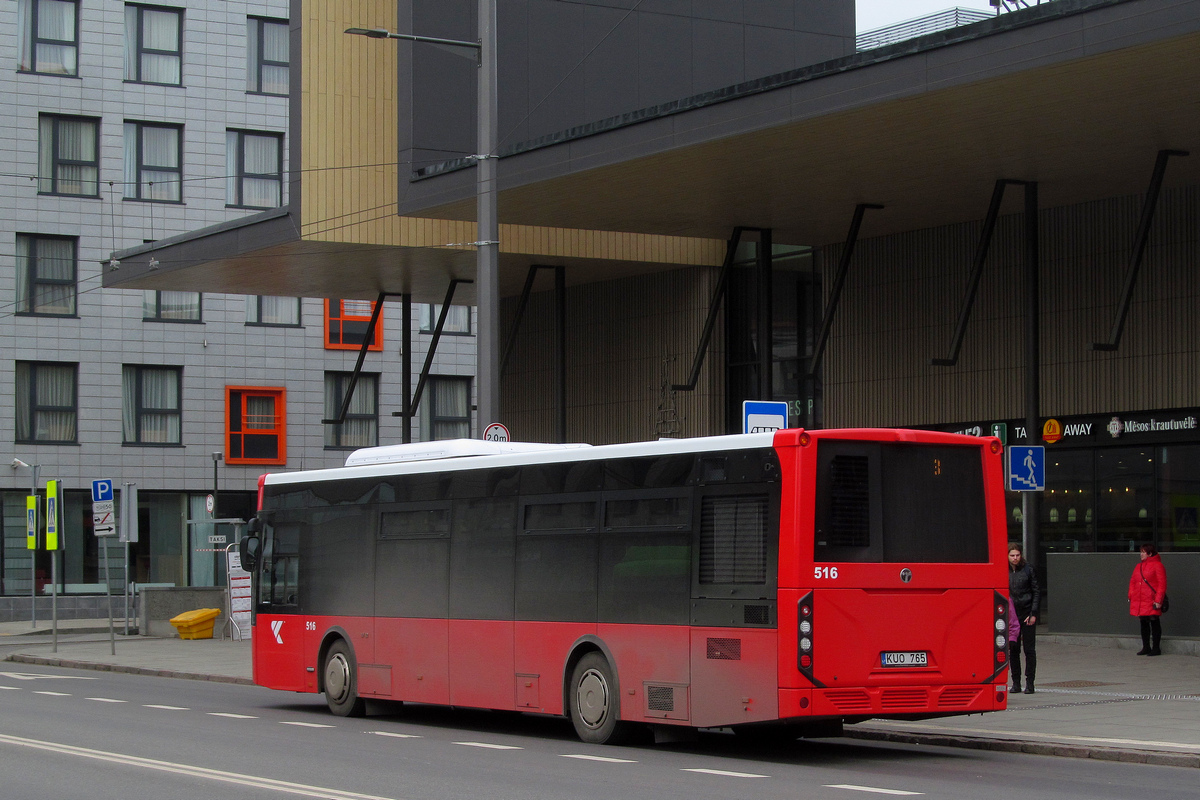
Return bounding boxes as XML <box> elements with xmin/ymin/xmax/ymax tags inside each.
<box><xmin>323</xmin><ymin>639</ymin><xmax>366</xmax><ymax>717</ymax></box>
<box><xmin>568</xmin><ymin>652</ymin><xmax>627</xmax><ymax>744</ymax></box>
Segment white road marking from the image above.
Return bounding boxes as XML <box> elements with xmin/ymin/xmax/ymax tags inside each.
<box><xmin>143</xmin><ymin>704</ymin><xmax>189</xmax><ymax>711</ymax></box>
<box><xmin>279</xmin><ymin>721</ymin><xmax>335</xmax><ymax>728</ymax></box>
<box><xmin>0</xmin><ymin>686</ymin><xmax>21</xmax><ymax>690</ymax></box>
<box><xmin>825</xmin><ymin>785</ymin><xmax>923</xmax><ymax>796</ymax></box>
<box><xmin>453</xmin><ymin>741</ymin><xmax>523</xmax><ymax>750</ymax></box>
<box><xmin>368</xmin><ymin>731</ymin><xmax>422</xmax><ymax>739</ymax></box>
<box><xmin>0</xmin><ymin>732</ymin><xmax>403</xmax><ymax>800</ymax></box>
<box><xmin>0</xmin><ymin>672</ymin><xmax>95</xmax><ymax>681</ymax></box>
<box><xmin>560</xmin><ymin>754</ymin><xmax>637</xmax><ymax>763</ymax></box>
<box><xmin>33</xmin><ymin>691</ymin><xmax>70</xmax><ymax>696</ymax></box>
<box><xmin>208</xmin><ymin>712</ymin><xmax>257</xmax><ymax>719</ymax></box>
<box><xmin>682</xmin><ymin>768</ymin><xmax>769</xmax><ymax>778</ymax></box>
<box><xmin>86</xmin><ymin>697</ymin><xmax>126</xmax><ymax>703</ymax></box>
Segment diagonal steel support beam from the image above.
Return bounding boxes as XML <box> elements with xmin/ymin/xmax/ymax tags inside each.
<box><xmin>1092</xmin><ymin>149</ymin><xmax>1189</xmax><ymax>352</ymax></box>
<box><xmin>406</xmin><ymin>279</ymin><xmax>472</xmax><ymax>417</ymax></box>
<box><xmin>932</xmin><ymin>179</ymin><xmax>1026</xmax><ymax>367</ymax></box>
<box><xmin>499</xmin><ymin>264</ymin><xmax>567</xmax><ymax>440</ymax></box>
<box><xmin>807</xmin><ymin>204</ymin><xmax>883</xmax><ymax>379</ymax></box>
<box><xmin>671</xmin><ymin>227</ymin><xmax>759</xmax><ymax>392</ymax></box>
<box><xmin>322</xmin><ymin>292</ymin><xmax>394</xmax><ymax>424</ymax></box>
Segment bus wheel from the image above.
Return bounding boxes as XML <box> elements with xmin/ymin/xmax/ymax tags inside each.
<box><xmin>569</xmin><ymin>652</ymin><xmax>626</xmax><ymax>744</ymax></box>
<box><xmin>323</xmin><ymin>639</ymin><xmax>365</xmax><ymax>717</ymax></box>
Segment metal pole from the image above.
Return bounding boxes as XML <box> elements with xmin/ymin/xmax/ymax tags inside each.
<box><xmin>1023</xmin><ymin>182</ymin><xmax>1040</xmax><ymax>572</ymax></box>
<box><xmin>103</xmin><ymin>537</ymin><xmax>115</xmax><ymax>655</ymax></box>
<box><xmin>402</xmin><ymin>294</ymin><xmax>412</xmax><ymax>443</ymax></box>
<box><xmin>30</xmin><ymin>465</ymin><xmax>39</xmax><ymax>629</ymax></box>
<box><xmin>51</xmin><ymin>549</ymin><xmax>58</xmax><ymax>654</ymax></box>
<box><xmin>475</xmin><ymin>0</ymin><xmax>500</xmax><ymax>433</ymax></box>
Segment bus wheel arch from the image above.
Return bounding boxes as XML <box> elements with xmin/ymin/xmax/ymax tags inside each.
<box><xmin>319</xmin><ymin>632</ymin><xmax>365</xmax><ymax>717</ymax></box>
<box><xmin>563</xmin><ymin>639</ymin><xmax>631</xmax><ymax>745</ymax></box>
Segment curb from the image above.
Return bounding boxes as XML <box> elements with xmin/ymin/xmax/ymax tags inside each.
<box><xmin>5</xmin><ymin>653</ymin><xmax>254</xmax><ymax>686</ymax></box>
<box><xmin>845</xmin><ymin>727</ymin><xmax>1200</xmax><ymax>769</ymax></box>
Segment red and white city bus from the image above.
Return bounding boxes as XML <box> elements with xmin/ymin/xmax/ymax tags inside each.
<box><xmin>239</xmin><ymin>428</ymin><xmax>1011</xmax><ymax>743</ymax></box>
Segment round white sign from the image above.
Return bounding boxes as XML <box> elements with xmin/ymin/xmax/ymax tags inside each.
<box><xmin>205</xmin><ymin>494</ymin><xmax>215</xmax><ymax>514</ymax></box>
<box><xmin>483</xmin><ymin>423</ymin><xmax>510</xmax><ymax>442</ymax></box>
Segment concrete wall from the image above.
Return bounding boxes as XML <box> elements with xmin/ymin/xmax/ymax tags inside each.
<box><xmin>1047</xmin><ymin>552</ymin><xmax>1200</xmax><ymax>638</ymax></box>
<box><xmin>139</xmin><ymin>586</ymin><xmax>227</xmax><ymax>638</ymax></box>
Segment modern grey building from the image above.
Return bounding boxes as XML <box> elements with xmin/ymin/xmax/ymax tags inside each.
<box><xmin>1</xmin><ymin>0</ymin><xmax>476</xmax><ymax>615</ymax></box>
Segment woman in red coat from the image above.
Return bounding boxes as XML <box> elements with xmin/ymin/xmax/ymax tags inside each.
<box><xmin>1128</xmin><ymin>543</ymin><xmax>1167</xmax><ymax>656</ymax></box>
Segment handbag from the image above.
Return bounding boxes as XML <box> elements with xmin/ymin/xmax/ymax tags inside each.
<box><xmin>1140</xmin><ymin>566</ymin><xmax>1168</xmax><ymax>613</ymax></box>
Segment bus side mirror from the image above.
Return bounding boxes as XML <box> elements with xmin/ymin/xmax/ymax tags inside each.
<box><xmin>239</xmin><ymin>534</ymin><xmax>261</xmax><ymax>572</ymax></box>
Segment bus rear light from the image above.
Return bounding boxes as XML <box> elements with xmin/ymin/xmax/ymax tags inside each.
<box><xmin>990</xmin><ymin>439</ymin><xmax>1002</xmax><ymax>455</ymax></box>
<box><xmin>800</xmin><ymin>637</ymin><xmax>812</xmax><ymax>652</ymax></box>
<box><xmin>797</xmin><ymin>591</ymin><xmax>819</xmax><ymax>686</ymax></box>
<box><xmin>800</xmin><ymin>620</ymin><xmax>812</xmax><ymax>635</ymax></box>
<box><xmin>799</xmin><ymin>432</ymin><xmax>811</xmax><ymax>447</ymax></box>
<box><xmin>996</xmin><ymin>651</ymin><xmax>1007</xmax><ymax>663</ymax></box>
<box><xmin>995</xmin><ymin>635</ymin><xmax>1005</xmax><ymax>649</ymax></box>
<box><xmin>994</xmin><ymin>618</ymin><xmax>1005</xmax><ymax>632</ymax></box>
<box><xmin>800</xmin><ymin>655</ymin><xmax>811</xmax><ymax>668</ymax></box>
<box><xmin>800</xmin><ymin>604</ymin><xmax>811</xmax><ymax>617</ymax></box>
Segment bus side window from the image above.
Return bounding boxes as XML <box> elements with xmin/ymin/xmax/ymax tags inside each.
<box><xmin>265</xmin><ymin>524</ymin><xmax>300</xmax><ymax>608</ymax></box>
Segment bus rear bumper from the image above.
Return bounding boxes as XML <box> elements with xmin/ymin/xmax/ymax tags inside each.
<box><xmin>781</xmin><ymin>683</ymin><xmax>1006</xmax><ymax>720</ymax></box>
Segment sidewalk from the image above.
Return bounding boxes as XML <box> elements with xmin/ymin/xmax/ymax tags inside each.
<box><xmin>3</xmin><ymin>619</ymin><xmax>1197</xmax><ymax>767</ymax></box>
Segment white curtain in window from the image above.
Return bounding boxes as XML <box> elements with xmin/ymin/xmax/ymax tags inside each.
<box><xmin>140</xmin><ymin>9</ymin><xmax>180</xmax><ymax>85</ymax></box>
<box><xmin>246</xmin><ymin>396</ymin><xmax>276</xmax><ymax>430</ymax></box>
<box><xmin>38</xmin><ymin>117</ymin><xmax>54</xmax><ymax>192</ymax></box>
<box><xmin>431</xmin><ymin>378</ymin><xmax>470</xmax><ymax>440</ymax></box>
<box><xmin>141</xmin><ymin>290</ymin><xmax>157</xmax><ymax>318</ymax></box>
<box><xmin>36</xmin><ymin>363</ymin><xmax>75</xmax><ymax>441</ymax></box>
<box><xmin>242</xmin><ymin>134</ymin><xmax>281</xmax><ymax>208</ymax></box>
<box><xmin>260</xmin><ymin>296</ymin><xmax>298</xmax><ymax>325</ymax></box>
<box><xmin>123</xmin><ymin>6</ymin><xmax>138</xmax><ymax>80</ymax></box>
<box><xmin>15</xmin><ymin>363</ymin><xmax>32</xmax><ymax>441</ymax></box>
<box><xmin>225</xmin><ymin>131</ymin><xmax>239</xmax><ymax>205</ymax></box>
<box><xmin>140</xmin><ymin>368</ymin><xmax>180</xmax><ymax>443</ymax></box>
<box><xmin>33</xmin><ymin>237</ymin><xmax>74</xmax><ymax>315</ymax></box>
<box><xmin>15</xmin><ymin>236</ymin><xmax>31</xmax><ymax>313</ymax></box>
<box><xmin>123</xmin><ymin>123</ymin><xmax>138</xmax><ymax>198</ymax></box>
<box><xmin>18</xmin><ymin>0</ymin><xmax>33</xmax><ymax>70</ymax></box>
<box><xmin>121</xmin><ymin>366</ymin><xmax>137</xmax><ymax>441</ymax></box>
<box><xmin>325</xmin><ymin>375</ymin><xmax>376</xmax><ymax>447</ymax></box>
<box><xmin>245</xmin><ymin>20</ymin><xmax>258</xmax><ymax>91</ymax></box>
<box><xmin>423</xmin><ymin>304</ymin><xmax>470</xmax><ymax>333</ymax></box>
<box><xmin>141</xmin><ymin>125</ymin><xmax>180</xmax><ymax>201</ymax></box>
<box><xmin>55</xmin><ymin>118</ymin><xmax>97</xmax><ymax>195</ymax></box>
<box><xmin>159</xmin><ymin>291</ymin><xmax>200</xmax><ymax>320</ymax></box>
<box><xmin>36</xmin><ymin>0</ymin><xmax>76</xmax><ymax>75</ymax></box>
<box><xmin>261</xmin><ymin>21</ymin><xmax>289</xmax><ymax>94</ymax></box>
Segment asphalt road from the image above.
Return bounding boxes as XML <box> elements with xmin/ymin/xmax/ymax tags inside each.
<box><xmin>0</xmin><ymin>663</ymin><xmax>1196</xmax><ymax>800</ymax></box>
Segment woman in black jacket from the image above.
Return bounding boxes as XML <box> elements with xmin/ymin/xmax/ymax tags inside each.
<box><xmin>1008</xmin><ymin>544</ymin><xmax>1039</xmax><ymax>694</ymax></box>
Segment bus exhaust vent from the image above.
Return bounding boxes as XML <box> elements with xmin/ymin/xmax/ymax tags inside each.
<box><xmin>829</xmin><ymin>455</ymin><xmax>870</xmax><ymax>546</ymax></box>
<box><xmin>938</xmin><ymin>687</ymin><xmax>982</xmax><ymax>708</ymax></box>
<box><xmin>744</xmin><ymin>604</ymin><xmax>770</xmax><ymax>625</ymax></box>
<box><xmin>881</xmin><ymin>687</ymin><xmax>929</xmax><ymax>710</ymax></box>
<box><xmin>706</xmin><ymin>638</ymin><xmax>742</xmax><ymax>660</ymax></box>
<box><xmin>647</xmin><ymin>685</ymin><xmax>676</xmax><ymax>712</ymax></box>
<box><xmin>824</xmin><ymin>690</ymin><xmax>871</xmax><ymax>712</ymax></box>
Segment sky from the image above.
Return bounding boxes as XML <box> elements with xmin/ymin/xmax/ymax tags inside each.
<box><xmin>856</xmin><ymin>1</ymin><xmax>1000</xmax><ymax>32</ymax></box>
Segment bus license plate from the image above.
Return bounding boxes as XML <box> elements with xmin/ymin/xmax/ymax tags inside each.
<box><xmin>880</xmin><ymin>651</ymin><xmax>927</xmax><ymax>667</ymax></box>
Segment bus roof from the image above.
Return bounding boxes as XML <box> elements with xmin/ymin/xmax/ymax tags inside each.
<box><xmin>264</xmin><ymin>432</ymin><xmax>779</xmax><ymax>487</ymax></box>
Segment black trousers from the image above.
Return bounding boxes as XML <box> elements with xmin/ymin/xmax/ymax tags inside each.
<box><xmin>1139</xmin><ymin>616</ymin><xmax>1162</xmax><ymax>650</ymax></box>
<box><xmin>1008</xmin><ymin>619</ymin><xmax>1036</xmax><ymax>684</ymax></box>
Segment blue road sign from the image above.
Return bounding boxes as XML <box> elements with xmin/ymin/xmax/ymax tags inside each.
<box><xmin>92</xmin><ymin>479</ymin><xmax>114</xmax><ymax>503</ymax></box>
<box><xmin>1008</xmin><ymin>446</ymin><xmax>1045</xmax><ymax>492</ymax></box>
<box><xmin>743</xmin><ymin>400</ymin><xmax>790</xmax><ymax>434</ymax></box>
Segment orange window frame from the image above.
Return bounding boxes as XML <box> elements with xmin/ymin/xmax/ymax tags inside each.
<box><xmin>226</xmin><ymin>386</ymin><xmax>287</xmax><ymax>465</ymax></box>
<box><xmin>324</xmin><ymin>299</ymin><xmax>383</xmax><ymax>351</ymax></box>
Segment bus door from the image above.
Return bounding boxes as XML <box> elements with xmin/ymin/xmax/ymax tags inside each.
<box><xmin>254</xmin><ymin>518</ymin><xmax>307</xmax><ymax>691</ymax></box>
<box><xmin>799</xmin><ymin>437</ymin><xmax>1004</xmax><ymax>692</ymax></box>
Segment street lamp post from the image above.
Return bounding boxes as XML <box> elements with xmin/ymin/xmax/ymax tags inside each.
<box><xmin>347</xmin><ymin>0</ymin><xmax>501</xmax><ymax>432</ymax></box>
<box><xmin>11</xmin><ymin>459</ymin><xmax>40</xmax><ymax>628</ymax></box>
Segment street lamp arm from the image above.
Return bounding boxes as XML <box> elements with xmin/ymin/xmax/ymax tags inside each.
<box><xmin>345</xmin><ymin>27</ymin><xmax>481</xmax><ymax>51</ymax></box>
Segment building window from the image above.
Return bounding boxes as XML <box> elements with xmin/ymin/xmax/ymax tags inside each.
<box><xmin>37</xmin><ymin>114</ymin><xmax>99</xmax><ymax>197</ymax></box>
<box><xmin>18</xmin><ymin>0</ymin><xmax>79</xmax><ymax>76</ymax></box>
<box><xmin>15</xmin><ymin>234</ymin><xmax>76</xmax><ymax>316</ymax></box>
<box><xmin>15</xmin><ymin>362</ymin><xmax>77</xmax><ymax>444</ymax></box>
<box><xmin>226</xmin><ymin>387</ymin><xmax>286</xmax><ymax>465</ymax></box>
<box><xmin>143</xmin><ymin>290</ymin><xmax>201</xmax><ymax>322</ymax></box>
<box><xmin>122</xmin><ymin>365</ymin><xmax>182</xmax><ymax>445</ymax></box>
<box><xmin>226</xmin><ymin>130</ymin><xmax>283</xmax><ymax>209</ymax></box>
<box><xmin>246</xmin><ymin>296</ymin><xmax>300</xmax><ymax>326</ymax></box>
<box><xmin>325</xmin><ymin>299</ymin><xmax>382</xmax><ymax>351</ymax></box>
<box><xmin>124</xmin><ymin>3</ymin><xmax>182</xmax><ymax>85</ymax></box>
<box><xmin>123</xmin><ymin>122</ymin><xmax>182</xmax><ymax>202</ymax></box>
<box><xmin>419</xmin><ymin>304</ymin><xmax>471</xmax><ymax>334</ymax></box>
<box><xmin>324</xmin><ymin>373</ymin><xmax>378</xmax><ymax>449</ymax></box>
<box><xmin>424</xmin><ymin>376</ymin><xmax>471</xmax><ymax>441</ymax></box>
<box><xmin>248</xmin><ymin>17</ymin><xmax>289</xmax><ymax>95</ymax></box>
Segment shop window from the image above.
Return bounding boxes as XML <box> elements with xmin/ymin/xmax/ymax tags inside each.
<box><xmin>226</xmin><ymin>386</ymin><xmax>286</xmax><ymax>465</ymax></box>
<box><xmin>324</xmin><ymin>299</ymin><xmax>382</xmax><ymax>351</ymax></box>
